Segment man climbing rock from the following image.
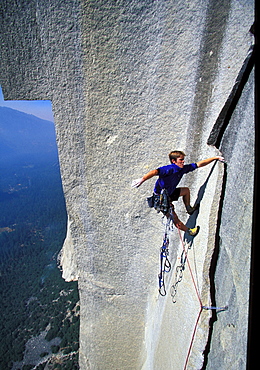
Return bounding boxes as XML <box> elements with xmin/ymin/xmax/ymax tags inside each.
<box><xmin>132</xmin><ymin>150</ymin><xmax>224</xmax><ymax>236</ymax></box>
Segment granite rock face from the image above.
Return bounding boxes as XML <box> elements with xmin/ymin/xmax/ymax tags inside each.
<box><xmin>0</xmin><ymin>0</ymin><xmax>254</xmax><ymax>369</ymax></box>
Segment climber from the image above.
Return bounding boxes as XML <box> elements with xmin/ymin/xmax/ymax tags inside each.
<box><xmin>132</xmin><ymin>150</ymin><xmax>224</xmax><ymax>236</ymax></box>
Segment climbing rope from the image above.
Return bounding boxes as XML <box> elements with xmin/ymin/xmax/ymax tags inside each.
<box><xmin>156</xmin><ymin>206</ymin><xmax>228</xmax><ymax>368</ymax></box>
<box><xmin>158</xmin><ymin>216</ymin><xmax>172</xmax><ymax>296</ymax></box>
<box><xmin>170</xmin><ymin>239</ymin><xmax>192</xmax><ymax>303</ymax></box>
<box><xmin>177</xmin><ymin>227</ymin><xmax>203</xmax><ymax>306</ymax></box>
<box><xmin>171</xmin><ymin>225</ymin><xmax>228</xmax><ymax>370</ymax></box>
<box><xmin>152</xmin><ymin>162</ymin><xmax>229</xmax><ymax>368</ymax></box>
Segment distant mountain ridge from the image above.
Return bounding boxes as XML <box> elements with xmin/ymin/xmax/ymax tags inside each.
<box><xmin>0</xmin><ymin>106</ymin><xmax>57</xmax><ymax>162</ymax></box>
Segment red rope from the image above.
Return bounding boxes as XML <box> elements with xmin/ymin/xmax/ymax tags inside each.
<box><xmin>177</xmin><ymin>226</ymin><xmax>203</xmax><ymax>369</ymax></box>
<box><xmin>177</xmin><ymin>227</ymin><xmax>203</xmax><ymax>307</ymax></box>
<box><xmin>183</xmin><ymin>307</ymin><xmax>203</xmax><ymax>370</ymax></box>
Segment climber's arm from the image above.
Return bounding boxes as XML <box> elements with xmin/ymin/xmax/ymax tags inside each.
<box><xmin>196</xmin><ymin>156</ymin><xmax>224</xmax><ymax>168</ymax></box>
<box><xmin>131</xmin><ymin>169</ymin><xmax>159</xmax><ymax>188</ymax></box>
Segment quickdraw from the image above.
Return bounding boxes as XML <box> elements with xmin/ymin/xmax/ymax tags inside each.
<box><xmin>170</xmin><ymin>241</ymin><xmax>192</xmax><ymax>303</ymax></box>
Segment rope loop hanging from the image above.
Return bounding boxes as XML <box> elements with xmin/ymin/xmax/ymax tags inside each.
<box><xmin>158</xmin><ymin>216</ymin><xmax>172</xmax><ymax>296</ymax></box>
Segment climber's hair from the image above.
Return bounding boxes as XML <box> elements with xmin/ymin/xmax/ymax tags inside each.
<box><xmin>169</xmin><ymin>150</ymin><xmax>186</xmax><ymax>163</ymax></box>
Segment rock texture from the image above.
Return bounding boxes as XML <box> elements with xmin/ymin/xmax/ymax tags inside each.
<box><xmin>0</xmin><ymin>0</ymin><xmax>254</xmax><ymax>369</ymax></box>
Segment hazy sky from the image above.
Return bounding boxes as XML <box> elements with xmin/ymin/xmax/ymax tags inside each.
<box><xmin>0</xmin><ymin>86</ymin><xmax>54</xmax><ymax>122</ymax></box>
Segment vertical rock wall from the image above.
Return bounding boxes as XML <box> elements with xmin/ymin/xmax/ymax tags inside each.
<box><xmin>0</xmin><ymin>0</ymin><xmax>254</xmax><ymax>368</ymax></box>
<box><xmin>207</xmin><ymin>69</ymin><xmax>254</xmax><ymax>370</ymax></box>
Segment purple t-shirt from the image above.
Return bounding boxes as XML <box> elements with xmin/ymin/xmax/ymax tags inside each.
<box><xmin>154</xmin><ymin>163</ymin><xmax>197</xmax><ymax>196</ymax></box>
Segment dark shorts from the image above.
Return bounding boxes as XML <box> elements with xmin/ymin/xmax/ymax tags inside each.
<box><xmin>169</xmin><ymin>188</ymin><xmax>181</xmax><ymax>201</ymax></box>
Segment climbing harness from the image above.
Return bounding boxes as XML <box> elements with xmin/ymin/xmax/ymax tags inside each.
<box><xmin>147</xmin><ymin>188</ymin><xmax>170</xmax><ymax>214</ymax></box>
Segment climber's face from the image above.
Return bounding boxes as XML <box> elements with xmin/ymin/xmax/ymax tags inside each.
<box><xmin>173</xmin><ymin>156</ymin><xmax>185</xmax><ymax>168</ymax></box>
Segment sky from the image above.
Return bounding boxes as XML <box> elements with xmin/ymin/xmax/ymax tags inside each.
<box><xmin>0</xmin><ymin>86</ymin><xmax>54</xmax><ymax>122</ymax></box>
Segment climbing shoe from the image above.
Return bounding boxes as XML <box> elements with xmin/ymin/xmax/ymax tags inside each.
<box><xmin>188</xmin><ymin>226</ymin><xmax>200</xmax><ymax>237</ymax></box>
<box><xmin>186</xmin><ymin>204</ymin><xmax>199</xmax><ymax>215</ymax></box>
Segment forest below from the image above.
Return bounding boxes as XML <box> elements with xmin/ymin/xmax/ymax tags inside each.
<box><xmin>0</xmin><ymin>107</ymin><xmax>79</xmax><ymax>369</ymax></box>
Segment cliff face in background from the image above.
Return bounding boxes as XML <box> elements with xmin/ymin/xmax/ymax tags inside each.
<box><xmin>0</xmin><ymin>1</ymin><xmax>254</xmax><ymax>369</ymax></box>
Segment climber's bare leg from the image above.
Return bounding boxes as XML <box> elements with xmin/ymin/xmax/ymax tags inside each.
<box><xmin>166</xmin><ymin>204</ymin><xmax>188</xmax><ymax>232</ymax></box>
<box><xmin>179</xmin><ymin>187</ymin><xmax>191</xmax><ymax>209</ymax></box>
